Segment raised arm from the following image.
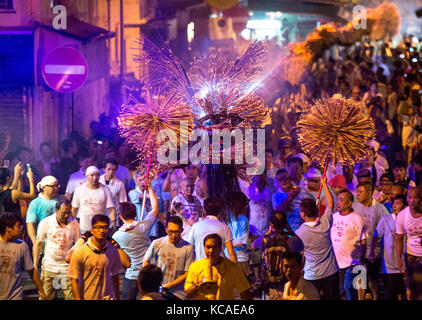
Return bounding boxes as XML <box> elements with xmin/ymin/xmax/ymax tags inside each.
<box><xmin>149</xmin><ymin>184</ymin><xmax>159</xmax><ymax>218</ymax></box>
<box><xmin>11</xmin><ymin>168</ymin><xmax>36</xmax><ymax>202</ymax></box>
<box><xmin>10</xmin><ymin>162</ymin><xmax>23</xmax><ymax>190</ymax></box>
<box><xmin>162</xmin><ymin>170</ymin><xmax>173</xmax><ymax>192</ymax></box>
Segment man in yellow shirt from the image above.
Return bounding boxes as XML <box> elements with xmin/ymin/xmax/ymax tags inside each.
<box><xmin>185</xmin><ymin>233</ymin><xmax>252</xmax><ymax>300</ymax></box>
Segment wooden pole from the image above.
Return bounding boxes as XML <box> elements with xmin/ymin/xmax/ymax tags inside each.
<box><xmin>140</xmin><ymin>153</ymin><xmax>152</xmax><ymax>221</ymax></box>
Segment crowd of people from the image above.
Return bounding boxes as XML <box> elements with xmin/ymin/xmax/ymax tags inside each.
<box><xmin>1</xmin><ymin>35</ymin><xmax>422</xmax><ymax>301</ymax></box>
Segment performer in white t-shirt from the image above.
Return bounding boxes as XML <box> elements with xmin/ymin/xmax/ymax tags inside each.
<box><xmin>330</xmin><ymin>189</ymin><xmax>366</xmax><ymax>300</ymax></box>
<box><xmin>33</xmin><ymin>198</ymin><xmax>80</xmax><ymax>299</ymax></box>
<box><xmin>99</xmin><ymin>158</ymin><xmax>127</xmax><ymax>222</ymax></box>
<box><xmin>71</xmin><ymin>166</ymin><xmax>116</xmax><ymax>234</ymax></box>
<box><xmin>395</xmin><ymin>186</ymin><xmax>422</xmax><ymax>300</ymax></box>
<box><xmin>171</xmin><ymin>177</ymin><xmax>203</xmax><ymax>240</ymax></box>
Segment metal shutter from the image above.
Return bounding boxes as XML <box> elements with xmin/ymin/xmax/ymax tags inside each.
<box><xmin>0</xmin><ymin>86</ymin><xmax>26</xmax><ymax>148</ymax></box>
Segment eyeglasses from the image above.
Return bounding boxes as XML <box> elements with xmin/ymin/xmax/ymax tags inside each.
<box><xmin>167</xmin><ymin>230</ymin><xmax>182</xmax><ymax>234</ymax></box>
<box><xmin>46</xmin><ymin>184</ymin><xmax>60</xmax><ymax>189</ymax></box>
<box><xmin>92</xmin><ymin>226</ymin><xmax>109</xmax><ymax>231</ymax></box>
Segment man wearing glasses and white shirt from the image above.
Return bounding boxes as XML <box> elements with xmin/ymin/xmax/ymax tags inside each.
<box><xmin>26</xmin><ymin>175</ymin><xmax>64</xmax><ymax>249</ymax></box>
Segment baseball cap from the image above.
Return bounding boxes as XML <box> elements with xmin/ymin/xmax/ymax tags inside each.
<box><xmin>304</xmin><ymin>168</ymin><xmax>322</xmax><ymax>179</ymax></box>
<box><xmin>296</xmin><ymin>153</ymin><xmax>310</xmax><ymax>165</ymax></box>
<box><xmin>328</xmin><ymin>175</ymin><xmax>347</xmax><ymax>188</ymax></box>
<box><xmin>366</xmin><ymin>140</ymin><xmax>380</xmax><ymax>152</ymax></box>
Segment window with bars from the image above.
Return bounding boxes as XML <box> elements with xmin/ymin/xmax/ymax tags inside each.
<box><xmin>0</xmin><ymin>0</ymin><xmax>15</xmax><ymax>11</ymax></box>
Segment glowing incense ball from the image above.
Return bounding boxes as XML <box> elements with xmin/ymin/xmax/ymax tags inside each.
<box><xmin>297</xmin><ymin>98</ymin><xmax>375</xmax><ymax>166</ymax></box>
<box><xmin>117</xmin><ymin>89</ymin><xmax>195</xmax><ymax>180</ymax></box>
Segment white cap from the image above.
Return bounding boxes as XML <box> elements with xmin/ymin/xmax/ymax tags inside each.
<box><xmin>295</xmin><ymin>153</ymin><xmax>310</xmax><ymax>165</ymax></box>
<box><xmin>86</xmin><ymin>166</ymin><xmax>100</xmax><ymax>175</ymax></box>
<box><xmin>36</xmin><ymin>175</ymin><xmax>58</xmax><ymax>192</ymax></box>
<box><xmin>304</xmin><ymin>168</ymin><xmax>322</xmax><ymax>179</ymax></box>
<box><xmin>366</xmin><ymin>139</ymin><xmax>380</xmax><ymax>152</ymax></box>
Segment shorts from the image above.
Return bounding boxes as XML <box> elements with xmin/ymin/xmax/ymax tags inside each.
<box><xmin>40</xmin><ymin>269</ymin><xmax>74</xmax><ymax>300</ymax></box>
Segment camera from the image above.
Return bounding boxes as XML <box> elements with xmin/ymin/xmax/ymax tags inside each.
<box><xmin>399</xmin><ymin>53</ymin><xmax>405</xmax><ymax>59</ymax></box>
<box><xmin>26</xmin><ymin>163</ymin><xmax>31</xmax><ymax>172</ymax></box>
<box><xmin>97</xmin><ymin>140</ymin><xmax>103</xmax><ymax>145</ymax></box>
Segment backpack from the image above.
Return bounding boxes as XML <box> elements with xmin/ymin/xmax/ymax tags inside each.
<box><xmin>261</xmin><ymin>231</ymin><xmax>291</xmax><ymax>284</ymax></box>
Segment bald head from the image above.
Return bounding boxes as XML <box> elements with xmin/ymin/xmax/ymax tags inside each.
<box><xmin>181</xmin><ymin>177</ymin><xmax>195</xmax><ymax>197</ymax></box>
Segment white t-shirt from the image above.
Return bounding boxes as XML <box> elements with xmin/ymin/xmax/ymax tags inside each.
<box><xmin>282</xmin><ymin>277</ymin><xmax>320</xmax><ymax>300</ymax></box>
<box><xmin>396</xmin><ymin>206</ymin><xmax>422</xmax><ymax>257</ymax></box>
<box><xmin>331</xmin><ymin>211</ymin><xmax>366</xmax><ymax>269</ymax></box>
<box><xmin>36</xmin><ymin>214</ymin><xmax>80</xmax><ymax>273</ymax></box>
<box><xmin>353</xmin><ymin>199</ymin><xmax>388</xmax><ymax>258</ymax></box>
<box><xmin>99</xmin><ymin>175</ymin><xmax>127</xmax><ymax>216</ymax></box>
<box><xmin>187</xmin><ymin>216</ymin><xmax>233</xmax><ymax>260</ymax></box>
<box><xmin>71</xmin><ymin>183</ymin><xmax>115</xmax><ymax>234</ymax></box>
<box><xmin>65</xmin><ymin>168</ymin><xmax>87</xmax><ymax>195</ymax></box>
<box><xmin>100</xmin><ymin>165</ymin><xmax>133</xmax><ymax>189</ymax></box>
<box><xmin>0</xmin><ymin>239</ymin><xmax>33</xmax><ymax>300</ymax></box>
<box><xmin>99</xmin><ymin>175</ymin><xmax>127</xmax><ymax>203</ymax></box>
<box><xmin>248</xmin><ymin>185</ymin><xmax>272</xmax><ymax>235</ymax></box>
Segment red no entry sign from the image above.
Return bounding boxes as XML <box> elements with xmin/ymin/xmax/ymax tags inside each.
<box><xmin>42</xmin><ymin>47</ymin><xmax>88</xmax><ymax>93</ymax></box>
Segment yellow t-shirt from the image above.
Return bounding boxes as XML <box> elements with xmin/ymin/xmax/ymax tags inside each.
<box><xmin>185</xmin><ymin>258</ymin><xmax>250</xmax><ymax>300</ymax></box>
